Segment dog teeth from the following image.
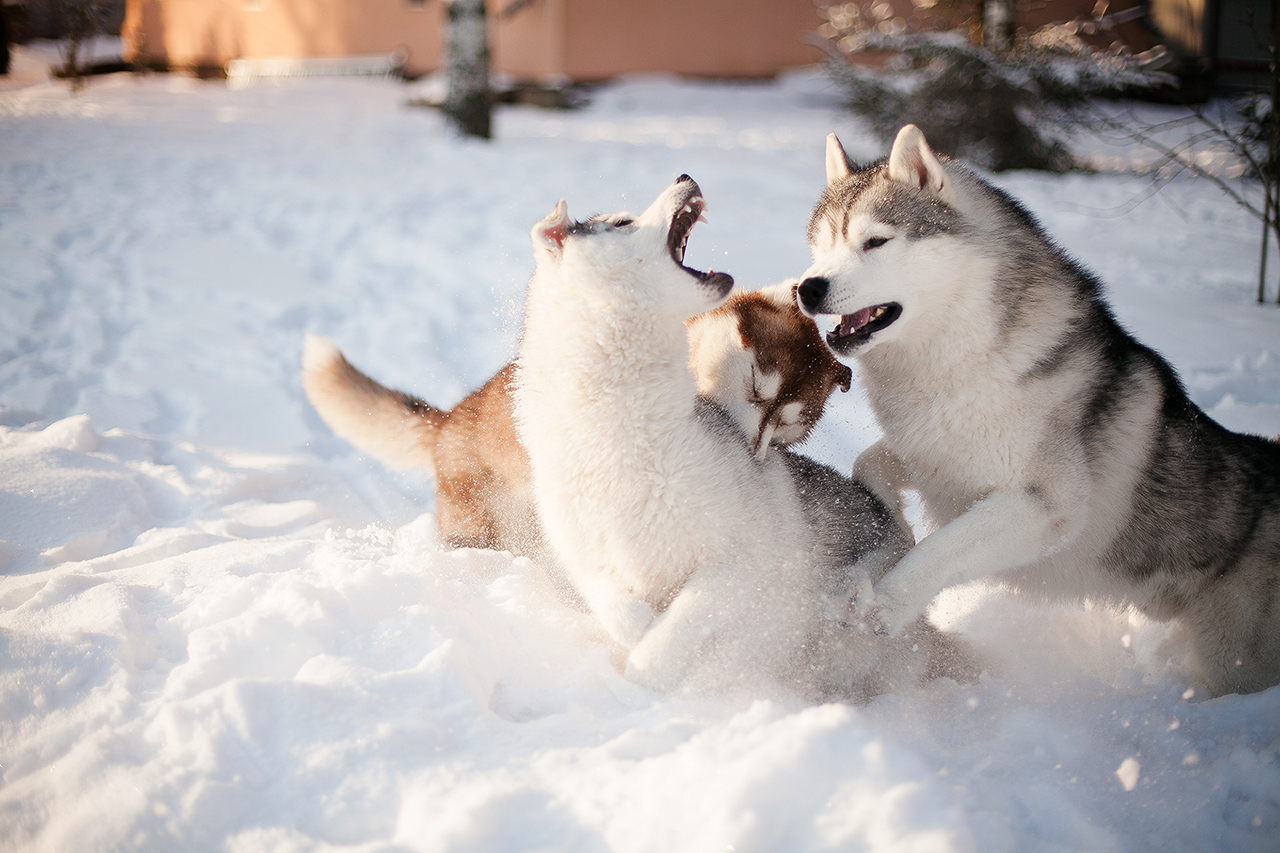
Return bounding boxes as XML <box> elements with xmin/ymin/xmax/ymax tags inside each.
<box><xmin>870</xmin><ymin>305</ymin><xmax>885</xmax><ymax>320</ymax></box>
<box><xmin>671</xmin><ymin>198</ymin><xmax>703</xmax><ymax>264</ymax></box>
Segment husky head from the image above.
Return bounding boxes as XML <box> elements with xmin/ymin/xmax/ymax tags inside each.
<box><xmin>530</xmin><ymin>175</ymin><xmax>734</xmax><ymax>319</ymax></box>
<box><xmin>688</xmin><ymin>281</ymin><xmax>852</xmax><ymax>457</ymax></box>
<box><xmin>797</xmin><ymin>125</ymin><xmax>969</xmax><ymax>357</ymax></box>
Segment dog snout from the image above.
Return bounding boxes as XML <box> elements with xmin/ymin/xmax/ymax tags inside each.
<box><xmin>797</xmin><ymin>277</ymin><xmax>830</xmax><ymax>314</ymax></box>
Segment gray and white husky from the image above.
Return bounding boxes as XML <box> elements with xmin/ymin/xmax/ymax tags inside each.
<box><xmin>515</xmin><ymin>175</ymin><xmax>977</xmax><ymax>700</ymax></box>
<box><xmin>797</xmin><ymin>124</ymin><xmax>1280</xmax><ymax>696</ymax></box>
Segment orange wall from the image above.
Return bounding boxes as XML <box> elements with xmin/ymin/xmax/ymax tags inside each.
<box><xmin>123</xmin><ymin>0</ymin><xmax>442</xmax><ymax>76</ymax></box>
<box><xmin>569</xmin><ymin>0</ymin><xmax>824</xmax><ymax>79</ymax></box>
<box><xmin>494</xmin><ymin>0</ymin><xmax>826</xmax><ymax>81</ymax></box>
<box><xmin>124</xmin><ymin>0</ymin><xmax>826</xmax><ymax>80</ymax></box>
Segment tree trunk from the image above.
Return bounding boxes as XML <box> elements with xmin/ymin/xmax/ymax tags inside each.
<box><xmin>1</xmin><ymin>6</ymin><xmax>11</xmax><ymax>76</ymax></box>
<box><xmin>53</xmin><ymin>0</ymin><xmax>107</xmax><ymax>91</ymax></box>
<box><xmin>443</xmin><ymin>0</ymin><xmax>491</xmax><ymax>139</ymax></box>
<box><xmin>1260</xmin><ymin>189</ymin><xmax>1272</xmax><ymax>304</ymax></box>
<box><xmin>1264</xmin><ymin>0</ymin><xmax>1274</xmax><ymax>303</ymax></box>
<box><xmin>1261</xmin><ymin>0</ymin><xmax>1279</xmax><ymax>302</ymax></box>
<box><xmin>982</xmin><ymin>0</ymin><xmax>1016</xmax><ymax>54</ymax></box>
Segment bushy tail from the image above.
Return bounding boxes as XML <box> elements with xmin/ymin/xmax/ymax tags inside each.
<box><xmin>301</xmin><ymin>334</ymin><xmax>444</xmax><ymax>471</ymax></box>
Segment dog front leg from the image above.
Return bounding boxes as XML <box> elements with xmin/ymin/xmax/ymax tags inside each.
<box><xmin>573</xmin><ymin>572</ymin><xmax>657</xmax><ymax>649</ymax></box>
<box><xmin>626</xmin><ymin>559</ymin><xmax>811</xmax><ymax>694</ymax></box>
<box><xmin>853</xmin><ymin>440</ymin><xmax>913</xmax><ymax>534</ymax></box>
<box><xmin>623</xmin><ymin>584</ymin><xmax>711</xmax><ymax>692</ymax></box>
<box><xmin>862</xmin><ymin>487</ymin><xmax>1074</xmax><ymax>634</ymax></box>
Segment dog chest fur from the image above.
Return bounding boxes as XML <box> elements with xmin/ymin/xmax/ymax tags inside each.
<box><xmin>519</xmin><ymin>262</ymin><xmax>805</xmax><ymax>609</ymax></box>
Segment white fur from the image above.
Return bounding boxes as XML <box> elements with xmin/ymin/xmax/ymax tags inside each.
<box><xmin>301</xmin><ymin>333</ymin><xmax>436</xmax><ymax>471</ymax></box>
<box><xmin>685</xmin><ymin>308</ymin><xmax>758</xmax><ymax>438</ymax></box>
<box><xmin>514</xmin><ymin>183</ymin><xmax>880</xmax><ymax>693</ymax></box>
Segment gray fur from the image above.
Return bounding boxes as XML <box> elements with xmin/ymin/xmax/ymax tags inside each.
<box><xmin>782</xmin><ymin>449</ymin><xmax>913</xmax><ymax>574</ymax></box>
<box><xmin>801</xmin><ymin>127</ymin><xmax>1280</xmax><ymax>696</ymax></box>
<box><xmin>698</xmin><ymin>394</ymin><xmax>972</xmax><ymax>702</ymax></box>
<box><xmin>809</xmin><ymin>164</ymin><xmax>968</xmax><ymax>245</ymax></box>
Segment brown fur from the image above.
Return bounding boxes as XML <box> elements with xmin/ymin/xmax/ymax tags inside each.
<box><xmin>711</xmin><ymin>284</ymin><xmax>852</xmax><ymax>448</ymax></box>
<box><xmin>404</xmin><ymin>363</ymin><xmax>539</xmax><ymax>553</ymax></box>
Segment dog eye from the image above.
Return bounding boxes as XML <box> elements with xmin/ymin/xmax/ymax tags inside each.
<box><xmin>611</xmin><ymin>217</ymin><xmax>634</xmax><ymax>228</ymax></box>
<box><xmin>863</xmin><ymin>236</ymin><xmax>890</xmax><ymax>251</ymax></box>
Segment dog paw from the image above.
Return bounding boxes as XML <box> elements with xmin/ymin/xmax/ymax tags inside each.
<box><xmin>622</xmin><ymin>646</ymin><xmax>661</xmax><ymax>686</ymax></box>
<box><xmin>598</xmin><ymin>595</ymin><xmax>657</xmax><ymax>649</ymax></box>
<box><xmin>845</xmin><ymin>574</ymin><xmax>889</xmax><ymax>635</ymax></box>
<box><xmin>847</xmin><ymin>579</ymin><xmax>924</xmax><ymax>637</ymax></box>
<box><xmin>866</xmin><ymin>593</ymin><xmax>920</xmax><ymax>636</ymax></box>
<box><xmin>623</xmin><ymin>635</ymin><xmax>689</xmax><ymax>693</ymax></box>
<box><xmin>848</xmin><ymin>607</ymin><xmax>890</xmax><ymax>637</ymax></box>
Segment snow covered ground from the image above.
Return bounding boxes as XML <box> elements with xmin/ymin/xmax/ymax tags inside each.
<box><xmin>2</xmin><ymin>43</ymin><xmax>1279</xmax><ymax>852</ymax></box>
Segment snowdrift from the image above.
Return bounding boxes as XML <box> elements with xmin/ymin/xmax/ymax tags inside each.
<box><xmin>1</xmin><ymin>50</ymin><xmax>1278</xmax><ymax>851</ymax></box>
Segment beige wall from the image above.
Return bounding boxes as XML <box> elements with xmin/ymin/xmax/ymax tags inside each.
<box><xmin>123</xmin><ymin>0</ymin><xmax>442</xmax><ymax>76</ymax></box>
<box><xmin>494</xmin><ymin>0</ymin><xmax>826</xmax><ymax>81</ymax></box>
<box><xmin>124</xmin><ymin>0</ymin><xmax>826</xmax><ymax>80</ymax></box>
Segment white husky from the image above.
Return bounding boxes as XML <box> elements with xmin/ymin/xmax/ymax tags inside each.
<box><xmin>514</xmin><ymin>176</ymin><xmax>975</xmax><ymax>699</ymax></box>
<box><xmin>797</xmin><ymin>125</ymin><xmax>1280</xmax><ymax>696</ymax></box>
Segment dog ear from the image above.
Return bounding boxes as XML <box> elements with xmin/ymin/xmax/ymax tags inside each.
<box><xmin>887</xmin><ymin>125</ymin><xmax>953</xmax><ymax>203</ymax></box>
<box><xmin>833</xmin><ymin>361</ymin><xmax>853</xmax><ymax>393</ymax></box>
<box><xmin>757</xmin><ymin>279</ymin><xmax>800</xmax><ymax>312</ymax></box>
<box><xmin>825</xmin><ymin>133</ymin><xmax>853</xmax><ymax>186</ymax></box>
<box><xmin>531</xmin><ymin>199</ymin><xmax>570</xmax><ymax>259</ymax></box>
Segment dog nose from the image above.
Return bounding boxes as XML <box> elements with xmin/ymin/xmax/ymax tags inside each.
<box><xmin>675</xmin><ymin>174</ymin><xmax>693</xmax><ymax>184</ymax></box>
<box><xmin>797</xmin><ymin>277</ymin><xmax>830</xmax><ymax>313</ymax></box>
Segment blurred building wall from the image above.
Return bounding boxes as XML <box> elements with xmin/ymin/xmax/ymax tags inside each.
<box><xmin>123</xmin><ymin>0</ymin><xmax>441</xmax><ymax>76</ymax></box>
<box><xmin>122</xmin><ymin>0</ymin><xmax>827</xmax><ymax>80</ymax></box>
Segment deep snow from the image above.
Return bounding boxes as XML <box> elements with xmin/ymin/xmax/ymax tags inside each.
<box><xmin>1</xmin><ymin>42</ymin><xmax>1279</xmax><ymax>852</ymax></box>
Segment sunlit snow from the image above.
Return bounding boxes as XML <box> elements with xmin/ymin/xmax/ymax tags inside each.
<box><xmin>2</xmin><ymin>40</ymin><xmax>1278</xmax><ymax>853</ymax></box>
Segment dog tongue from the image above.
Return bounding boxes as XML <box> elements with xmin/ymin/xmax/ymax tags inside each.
<box><xmin>840</xmin><ymin>307</ymin><xmax>875</xmax><ymax>336</ymax></box>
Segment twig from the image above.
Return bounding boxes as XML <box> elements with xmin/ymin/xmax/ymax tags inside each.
<box><xmin>1082</xmin><ymin>104</ymin><xmax>1261</xmax><ymax>218</ymax></box>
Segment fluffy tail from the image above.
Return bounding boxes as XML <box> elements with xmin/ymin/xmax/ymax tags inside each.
<box><xmin>301</xmin><ymin>334</ymin><xmax>444</xmax><ymax>471</ymax></box>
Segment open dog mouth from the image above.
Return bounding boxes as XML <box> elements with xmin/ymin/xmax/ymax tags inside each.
<box><xmin>669</xmin><ymin>176</ymin><xmax>734</xmax><ymax>296</ymax></box>
<box><xmin>828</xmin><ymin>302</ymin><xmax>902</xmax><ymax>350</ymax></box>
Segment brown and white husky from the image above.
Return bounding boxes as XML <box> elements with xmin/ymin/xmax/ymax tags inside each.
<box><xmin>301</xmin><ymin>281</ymin><xmax>851</xmax><ymax>559</ymax></box>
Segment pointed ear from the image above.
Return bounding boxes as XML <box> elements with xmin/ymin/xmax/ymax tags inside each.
<box><xmin>825</xmin><ymin>133</ymin><xmax>853</xmax><ymax>186</ymax></box>
<box><xmin>757</xmin><ymin>279</ymin><xmax>799</xmax><ymax>312</ymax></box>
<box><xmin>833</xmin><ymin>362</ymin><xmax>853</xmax><ymax>393</ymax></box>
<box><xmin>531</xmin><ymin>199</ymin><xmax>569</xmax><ymax>260</ymax></box>
<box><xmin>886</xmin><ymin>125</ymin><xmax>953</xmax><ymax>202</ymax></box>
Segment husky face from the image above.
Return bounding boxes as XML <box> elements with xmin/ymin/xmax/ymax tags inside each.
<box><xmin>797</xmin><ymin>126</ymin><xmax>968</xmax><ymax>357</ymax></box>
<box><xmin>688</xmin><ymin>282</ymin><xmax>852</xmax><ymax>457</ymax></box>
<box><xmin>530</xmin><ymin>175</ymin><xmax>734</xmax><ymax>319</ymax></box>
